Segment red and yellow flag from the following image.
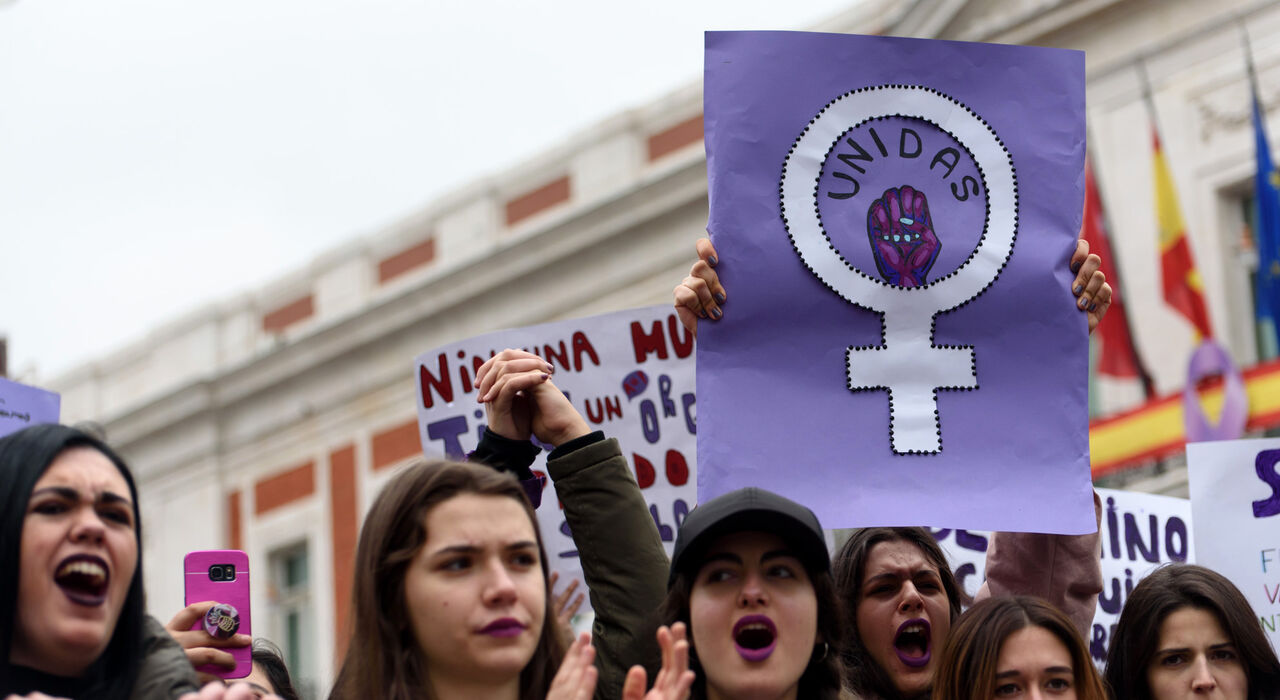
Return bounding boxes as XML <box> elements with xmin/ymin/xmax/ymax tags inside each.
<box><xmin>1083</xmin><ymin>158</ymin><xmax>1153</xmax><ymax>394</ymax></box>
<box><xmin>1153</xmin><ymin>131</ymin><xmax>1213</xmax><ymax>339</ymax></box>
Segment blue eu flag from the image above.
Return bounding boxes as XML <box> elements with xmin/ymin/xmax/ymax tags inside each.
<box><xmin>1253</xmin><ymin>91</ymin><xmax>1280</xmax><ymax>355</ymax></box>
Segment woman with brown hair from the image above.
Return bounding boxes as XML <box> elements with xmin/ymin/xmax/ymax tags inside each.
<box><xmin>1104</xmin><ymin>564</ymin><xmax>1280</xmax><ymax>700</ymax></box>
<box><xmin>328</xmin><ymin>456</ymin><xmax>693</xmax><ymax>700</ymax></box>
<box><xmin>932</xmin><ymin>596</ymin><xmax>1108</xmax><ymax>700</ymax></box>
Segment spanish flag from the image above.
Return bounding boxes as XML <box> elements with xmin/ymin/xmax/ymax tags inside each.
<box><xmin>1153</xmin><ymin>131</ymin><xmax>1214</xmax><ymax>339</ymax></box>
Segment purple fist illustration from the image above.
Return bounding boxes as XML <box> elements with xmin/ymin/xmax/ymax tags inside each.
<box><xmin>867</xmin><ymin>185</ymin><xmax>941</xmax><ymax>287</ymax></box>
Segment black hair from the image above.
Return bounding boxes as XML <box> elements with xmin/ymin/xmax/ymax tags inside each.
<box><xmin>0</xmin><ymin>423</ymin><xmax>146</xmax><ymax>700</ymax></box>
<box><xmin>251</xmin><ymin>638</ymin><xmax>302</xmax><ymax>700</ymax></box>
<box><xmin>1105</xmin><ymin>564</ymin><xmax>1280</xmax><ymax>700</ymax></box>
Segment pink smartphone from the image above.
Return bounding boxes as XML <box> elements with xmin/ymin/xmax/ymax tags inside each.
<box><xmin>184</xmin><ymin>550</ymin><xmax>251</xmax><ymax>679</ymax></box>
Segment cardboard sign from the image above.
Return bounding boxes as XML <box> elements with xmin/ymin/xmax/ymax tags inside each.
<box><xmin>1188</xmin><ymin>438</ymin><xmax>1280</xmax><ymax>651</ymax></box>
<box><xmin>699</xmin><ymin>31</ymin><xmax>1092</xmax><ymax>533</ymax></box>
<box><xmin>934</xmin><ymin>488</ymin><xmax>1194</xmax><ymax>666</ymax></box>
<box><xmin>414</xmin><ymin>305</ymin><xmax>696</xmax><ymax>620</ymax></box>
<box><xmin>0</xmin><ymin>377</ymin><xmax>61</xmax><ymax>439</ymax></box>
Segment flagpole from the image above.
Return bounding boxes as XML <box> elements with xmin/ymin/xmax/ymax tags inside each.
<box><xmin>1137</xmin><ymin>59</ymin><xmax>1163</xmax><ymax>147</ymax></box>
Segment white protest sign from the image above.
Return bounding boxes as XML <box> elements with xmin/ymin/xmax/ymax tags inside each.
<box><xmin>934</xmin><ymin>487</ymin><xmax>1194</xmax><ymax>667</ymax></box>
<box><xmin>1188</xmin><ymin>438</ymin><xmax>1280</xmax><ymax>652</ymax></box>
<box><xmin>414</xmin><ymin>305</ymin><xmax>696</xmax><ymax>622</ymax></box>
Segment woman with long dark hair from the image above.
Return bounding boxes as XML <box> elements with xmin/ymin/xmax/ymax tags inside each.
<box><xmin>0</xmin><ymin>423</ymin><xmax>202</xmax><ymax>699</ymax></box>
<box><xmin>1104</xmin><ymin>564</ymin><xmax>1280</xmax><ymax>700</ymax></box>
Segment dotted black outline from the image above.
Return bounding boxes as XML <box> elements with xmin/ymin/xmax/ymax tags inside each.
<box><xmin>777</xmin><ymin>84</ymin><xmax>1019</xmax><ymax>456</ymax></box>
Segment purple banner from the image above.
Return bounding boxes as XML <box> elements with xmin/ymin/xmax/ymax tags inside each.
<box><xmin>698</xmin><ymin>32</ymin><xmax>1093</xmax><ymax>534</ymax></box>
<box><xmin>0</xmin><ymin>377</ymin><xmax>61</xmax><ymax>439</ymax></box>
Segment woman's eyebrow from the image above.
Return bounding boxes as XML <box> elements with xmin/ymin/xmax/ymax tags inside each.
<box><xmin>30</xmin><ymin>486</ymin><xmax>80</xmax><ymax>500</ymax></box>
<box><xmin>702</xmin><ymin>552</ymin><xmax>743</xmax><ymax>566</ymax></box>
<box><xmin>99</xmin><ymin>491</ymin><xmax>133</xmax><ymax>507</ymax></box>
<box><xmin>29</xmin><ymin>486</ymin><xmax>133</xmax><ymax>507</ymax></box>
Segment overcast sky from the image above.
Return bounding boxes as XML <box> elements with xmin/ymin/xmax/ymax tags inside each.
<box><xmin>0</xmin><ymin>0</ymin><xmax>856</xmax><ymax>382</ymax></box>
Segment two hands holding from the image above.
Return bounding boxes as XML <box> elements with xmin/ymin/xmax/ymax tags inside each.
<box><xmin>673</xmin><ymin>236</ymin><xmax>1113</xmax><ymax>335</ymax></box>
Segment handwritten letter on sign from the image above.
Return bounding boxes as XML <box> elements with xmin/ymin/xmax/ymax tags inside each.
<box><xmin>1188</xmin><ymin>438</ymin><xmax>1280</xmax><ymax>650</ymax></box>
<box><xmin>414</xmin><ymin>306</ymin><xmax>697</xmax><ymax>619</ymax></box>
<box><xmin>698</xmin><ymin>31</ymin><xmax>1093</xmax><ymax>533</ymax></box>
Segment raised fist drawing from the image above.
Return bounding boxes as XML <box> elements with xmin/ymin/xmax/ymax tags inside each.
<box><xmin>867</xmin><ymin>185</ymin><xmax>941</xmax><ymax>287</ymax></box>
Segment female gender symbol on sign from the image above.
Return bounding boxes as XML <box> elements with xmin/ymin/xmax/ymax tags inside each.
<box><xmin>780</xmin><ymin>85</ymin><xmax>1017</xmax><ymax>454</ymax></box>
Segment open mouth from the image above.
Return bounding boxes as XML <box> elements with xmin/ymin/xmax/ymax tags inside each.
<box><xmin>893</xmin><ymin>618</ymin><xmax>931</xmax><ymax>668</ymax></box>
<box><xmin>54</xmin><ymin>554</ymin><xmax>110</xmax><ymax>607</ymax></box>
<box><xmin>733</xmin><ymin>614</ymin><xmax>777</xmax><ymax>662</ymax></box>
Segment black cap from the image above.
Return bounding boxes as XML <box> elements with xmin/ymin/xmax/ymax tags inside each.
<box><xmin>669</xmin><ymin>487</ymin><xmax>829</xmax><ymax>586</ymax></box>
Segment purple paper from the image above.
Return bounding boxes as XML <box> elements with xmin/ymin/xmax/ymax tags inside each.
<box><xmin>0</xmin><ymin>377</ymin><xmax>61</xmax><ymax>439</ymax></box>
<box><xmin>699</xmin><ymin>32</ymin><xmax>1093</xmax><ymax>534</ymax></box>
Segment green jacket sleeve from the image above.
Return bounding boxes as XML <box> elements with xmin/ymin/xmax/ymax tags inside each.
<box><xmin>547</xmin><ymin>437</ymin><xmax>669</xmax><ymax>700</ymax></box>
<box><xmin>128</xmin><ymin>615</ymin><xmax>202</xmax><ymax>700</ymax></box>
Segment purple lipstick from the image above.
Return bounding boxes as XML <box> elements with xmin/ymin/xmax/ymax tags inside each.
<box><xmin>733</xmin><ymin>614</ymin><xmax>778</xmax><ymax>662</ymax></box>
<box><xmin>893</xmin><ymin>618</ymin><xmax>931</xmax><ymax>668</ymax></box>
<box><xmin>479</xmin><ymin>618</ymin><xmax>526</xmax><ymax>638</ymax></box>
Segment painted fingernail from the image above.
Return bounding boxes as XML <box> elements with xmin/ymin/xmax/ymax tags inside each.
<box><xmin>545</xmin><ymin>364</ymin><xmax>554</xmax><ymax>373</ymax></box>
<box><xmin>708</xmin><ymin>254</ymin><xmax>718</xmax><ymax>266</ymax></box>
<box><xmin>710</xmin><ymin>307</ymin><xmax>722</xmax><ymax>319</ymax></box>
<box><xmin>1073</xmin><ymin>284</ymin><xmax>1083</xmax><ymax>295</ymax></box>
<box><xmin>540</xmin><ymin>373</ymin><xmax>549</xmax><ymax>381</ymax></box>
<box><xmin>1078</xmin><ymin>296</ymin><xmax>1089</xmax><ymax>309</ymax></box>
<box><xmin>1089</xmin><ymin>301</ymin><xmax>1097</xmax><ymax>312</ymax></box>
<box><xmin>714</xmin><ymin>292</ymin><xmax>726</xmax><ymax>304</ymax></box>
<box><xmin>1071</xmin><ymin>261</ymin><xmax>1082</xmax><ymax>273</ymax></box>
<box><xmin>698</xmin><ymin>308</ymin><xmax>707</xmax><ymax>319</ymax></box>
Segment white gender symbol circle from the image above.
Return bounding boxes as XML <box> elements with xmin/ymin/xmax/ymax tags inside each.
<box><xmin>779</xmin><ymin>85</ymin><xmax>1017</xmax><ymax>454</ymax></box>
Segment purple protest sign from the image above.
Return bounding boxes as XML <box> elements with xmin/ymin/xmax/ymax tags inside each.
<box><xmin>0</xmin><ymin>377</ymin><xmax>61</xmax><ymax>439</ymax></box>
<box><xmin>698</xmin><ymin>32</ymin><xmax>1093</xmax><ymax>534</ymax></box>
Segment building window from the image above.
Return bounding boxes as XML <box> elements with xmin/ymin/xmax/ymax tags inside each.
<box><xmin>269</xmin><ymin>543</ymin><xmax>315</xmax><ymax>699</ymax></box>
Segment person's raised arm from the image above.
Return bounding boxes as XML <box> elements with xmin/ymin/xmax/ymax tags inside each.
<box><xmin>475</xmin><ymin>350</ymin><xmax>669</xmax><ymax>700</ymax></box>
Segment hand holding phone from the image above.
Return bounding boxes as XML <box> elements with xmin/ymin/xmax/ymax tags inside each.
<box><xmin>179</xmin><ymin>550</ymin><xmax>252</xmax><ymax>679</ymax></box>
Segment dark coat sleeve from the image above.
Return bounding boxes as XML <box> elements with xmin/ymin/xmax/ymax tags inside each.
<box><xmin>128</xmin><ymin>615</ymin><xmax>202</xmax><ymax>700</ymax></box>
<box><xmin>547</xmin><ymin>437</ymin><xmax>669</xmax><ymax>700</ymax></box>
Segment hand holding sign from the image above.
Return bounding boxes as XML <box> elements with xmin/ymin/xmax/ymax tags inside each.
<box><xmin>675</xmin><ymin>236</ymin><xmax>1113</xmax><ymax>341</ymax></box>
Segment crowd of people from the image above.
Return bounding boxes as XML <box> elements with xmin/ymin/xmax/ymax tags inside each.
<box><xmin>4</xmin><ymin>238</ymin><xmax>1279</xmax><ymax>700</ymax></box>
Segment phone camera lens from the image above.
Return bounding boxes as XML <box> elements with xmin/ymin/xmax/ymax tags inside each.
<box><xmin>209</xmin><ymin>565</ymin><xmax>224</xmax><ymax>581</ymax></box>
